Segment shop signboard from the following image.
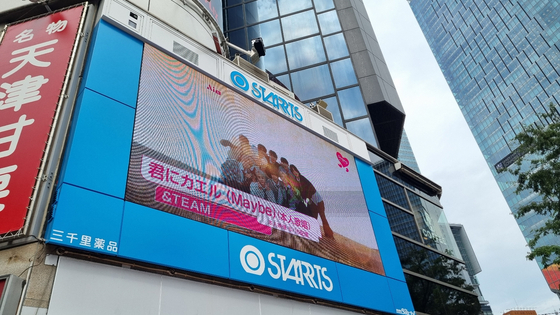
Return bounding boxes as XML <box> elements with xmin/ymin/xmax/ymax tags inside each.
<box><xmin>0</xmin><ymin>5</ymin><xmax>85</xmax><ymax>235</ymax></box>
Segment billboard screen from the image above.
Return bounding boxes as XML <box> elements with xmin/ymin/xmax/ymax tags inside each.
<box><xmin>0</xmin><ymin>5</ymin><xmax>84</xmax><ymax>235</ymax></box>
<box><xmin>125</xmin><ymin>44</ymin><xmax>383</xmax><ymax>274</ymax></box>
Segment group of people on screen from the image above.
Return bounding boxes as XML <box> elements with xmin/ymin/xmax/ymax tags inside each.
<box><xmin>220</xmin><ymin>135</ymin><xmax>333</xmax><ymax>238</ymax></box>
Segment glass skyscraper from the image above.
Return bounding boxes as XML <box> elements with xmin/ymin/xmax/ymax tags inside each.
<box><xmin>409</xmin><ymin>0</ymin><xmax>560</xmax><ymax>294</ymax></box>
<box><xmin>0</xmin><ymin>0</ymin><xmax>485</xmax><ymax>313</ymax></box>
<box><xmin>398</xmin><ymin>129</ymin><xmax>421</xmax><ymax>173</ymax></box>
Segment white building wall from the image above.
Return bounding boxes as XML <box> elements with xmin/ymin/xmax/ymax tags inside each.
<box><xmin>49</xmin><ymin>257</ymin><xmax>358</xmax><ymax>315</ymax></box>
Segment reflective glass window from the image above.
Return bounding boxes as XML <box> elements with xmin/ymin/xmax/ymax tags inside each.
<box><xmin>368</xmin><ymin>150</ymin><xmax>389</xmax><ymax>167</ymax></box>
<box><xmin>259</xmin><ymin>20</ymin><xmax>283</xmax><ymax>46</ymax></box>
<box><xmin>385</xmin><ymin>203</ymin><xmax>422</xmax><ymax>243</ymax></box>
<box><xmin>275</xmin><ymin>74</ymin><xmax>291</xmax><ymax>90</ymax></box>
<box><xmin>291</xmin><ymin>65</ymin><xmax>334</xmax><ymax>101</ymax></box>
<box><xmin>395</xmin><ymin>238</ymin><xmax>468</xmax><ymax>286</ymax></box>
<box><xmin>247</xmin><ymin>25</ymin><xmax>261</xmax><ymax>44</ymax></box>
<box><xmin>245</xmin><ymin>1</ymin><xmax>259</xmax><ymax>25</ymax></box>
<box><xmin>372</xmin><ymin>158</ymin><xmax>415</xmax><ymax>189</ymax></box>
<box><xmin>262</xmin><ymin>45</ymin><xmax>287</xmax><ymax>73</ymax></box>
<box><xmin>227</xmin><ymin>29</ymin><xmax>247</xmax><ymax>53</ymax></box>
<box><xmin>374</xmin><ymin>173</ymin><xmax>409</xmax><ymax>209</ymax></box>
<box><xmin>227</xmin><ymin>5</ymin><xmax>245</xmax><ymax>29</ymax></box>
<box><xmin>323</xmin><ymin>33</ymin><xmax>349</xmax><ymax>60</ymax></box>
<box><xmin>321</xmin><ymin>96</ymin><xmax>342</xmax><ymax>126</ymax></box>
<box><xmin>407</xmin><ymin>191</ymin><xmax>462</xmax><ymax>259</ymax></box>
<box><xmin>345</xmin><ymin>118</ymin><xmax>377</xmax><ymax>146</ymax></box>
<box><xmin>338</xmin><ymin>86</ymin><xmax>366</xmax><ymax>119</ymax></box>
<box><xmin>225</xmin><ymin>0</ymin><xmax>242</xmax><ymax>6</ymax></box>
<box><xmin>277</xmin><ymin>0</ymin><xmax>312</xmax><ymax>15</ymax></box>
<box><xmin>330</xmin><ymin>58</ymin><xmax>357</xmax><ymax>88</ymax></box>
<box><xmin>314</xmin><ymin>0</ymin><xmax>334</xmax><ymax>12</ymax></box>
<box><xmin>255</xmin><ymin>0</ymin><xmax>278</xmax><ymax>21</ymax></box>
<box><xmin>285</xmin><ymin>36</ymin><xmax>326</xmax><ymax>70</ymax></box>
<box><xmin>281</xmin><ymin>10</ymin><xmax>319</xmax><ymax>41</ymax></box>
<box><xmin>395</xmin><ymin>241</ymin><xmax>477</xmax><ymax>309</ymax></box>
<box><xmin>318</xmin><ymin>10</ymin><xmax>341</xmax><ymax>35</ymax></box>
<box><xmin>404</xmin><ymin>273</ymin><xmax>481</xmax><ymax>315</ymax></box>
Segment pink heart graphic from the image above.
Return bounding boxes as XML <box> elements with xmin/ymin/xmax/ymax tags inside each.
<box><xmin>336</xmin><ymin>152</ymin><xmax>349</xmax><ymax>172</ymax></box>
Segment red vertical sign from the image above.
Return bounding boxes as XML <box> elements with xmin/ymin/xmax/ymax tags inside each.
<box><xmin>0</xmin><ymin>278</ymin><xmax>5</xmax><ymax>298</ymax></box>
<box><xmin>0</xmin><ymin>5</ymin><xmax>84</xmax><ymax>234</ymax></box>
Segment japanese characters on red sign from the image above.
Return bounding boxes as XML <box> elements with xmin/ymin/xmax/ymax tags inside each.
<box><xmin>0</xmin><ymin>6</ymin><xmax>84</xmax><ymax>235</ymax></box>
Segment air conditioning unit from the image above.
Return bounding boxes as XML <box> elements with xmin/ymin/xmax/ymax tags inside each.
<box><xmin>316</xmin><ymin>105</ymin><xmax>334</xmax><ymax>121</ymax></box>
<box><xmin>310</xmin><ymin>99</ymin><xmax>334</xmax><ymax>122</ymax></box>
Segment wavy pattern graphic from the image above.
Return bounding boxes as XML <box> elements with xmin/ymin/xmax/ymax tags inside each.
<box><xmin>134</xmin><ymin>46</ymin><xmax>254</xmax><ymax>178</ymax></box>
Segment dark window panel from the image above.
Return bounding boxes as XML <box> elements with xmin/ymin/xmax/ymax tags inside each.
<box><xmin>384</xmin><ymin>202</ymin><xmax>422</xmax><ymax>242</ymax></box>
<box><xmin>226</xmin><ymin>28</ymin><xmax>247</xmax><ymax>50</ymax></box>
<box><xmin>226</xmin><ymin>5</ymin><xmax>245</xmax><ymax>29</ymax></box>
<box><xmin>225</xmin><ymin>0</ymin><xmax>243</xmax><ymax>7</ymax></box>
<box><xmin>404</xmin><ymin>273</ymin><xmax>481</xmax><ymax>315</ymax></box>
<box><xmin>245</xmin><ymin>1</ymin><xmax>259</xmax><ymax>25</ymax></box>
<box><xmin>374</xmin><ymin>173</ymin><xmax>410</xmax><ymax>210</ymax></box>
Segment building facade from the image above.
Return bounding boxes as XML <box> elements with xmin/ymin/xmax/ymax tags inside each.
<box><xmin>0</xmin><ymin>0</ymin><xmax>481</xmax><ymax>314</ymax></box>
<box><xmin>450</xmin><ymin>224</ymin><xmax>494</xmax><ymax>315</ymax></box>
<box><xmin>408</xmin><ymin>0</ymin><xmax>560</xmax><ymax>294</ymax></box>
<box><xmin>224</xmin><ymin>0</ymin><xmax>481</xmax><ymax>313</ymax></box>
<box><xmin>369</xmin><ymin>149</ymin><xmax>481</xmax><ymax>314</ymax></box>
<box><xmin>223</xmin><ymin>0</ymin><xmax>406</xmax><ymax>157</ymax></box>
<box><xmin>0</xmin><ymin>1</ymin><xmax>410</xmax><ymax>312</ymax></box>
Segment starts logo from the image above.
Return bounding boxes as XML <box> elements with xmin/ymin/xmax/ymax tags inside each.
<box><xmin>239</xmin><ymin>245</ymin><xmax>333</xmax><ymax>292</ymax></box>
<box><xmin>230</xmin><ymin>71</ymin><xmax>303</xmax><ymax>122</ymax></box>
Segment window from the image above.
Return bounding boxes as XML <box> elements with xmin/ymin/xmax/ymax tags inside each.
<box><xmin>281</xmin><ymin>10</ymin><xmax>319</xmax><ymax>41</ymax></box>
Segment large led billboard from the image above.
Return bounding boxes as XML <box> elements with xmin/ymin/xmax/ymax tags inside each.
<box><xmin>125</xmin><ymin>44</ymin><xmax>384</xmax><ymax>275</ymax></box>
<box><xmin>46</xmin><ymin>19</ymin><xmax>414</xmax><ymax>313</ymax></box>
